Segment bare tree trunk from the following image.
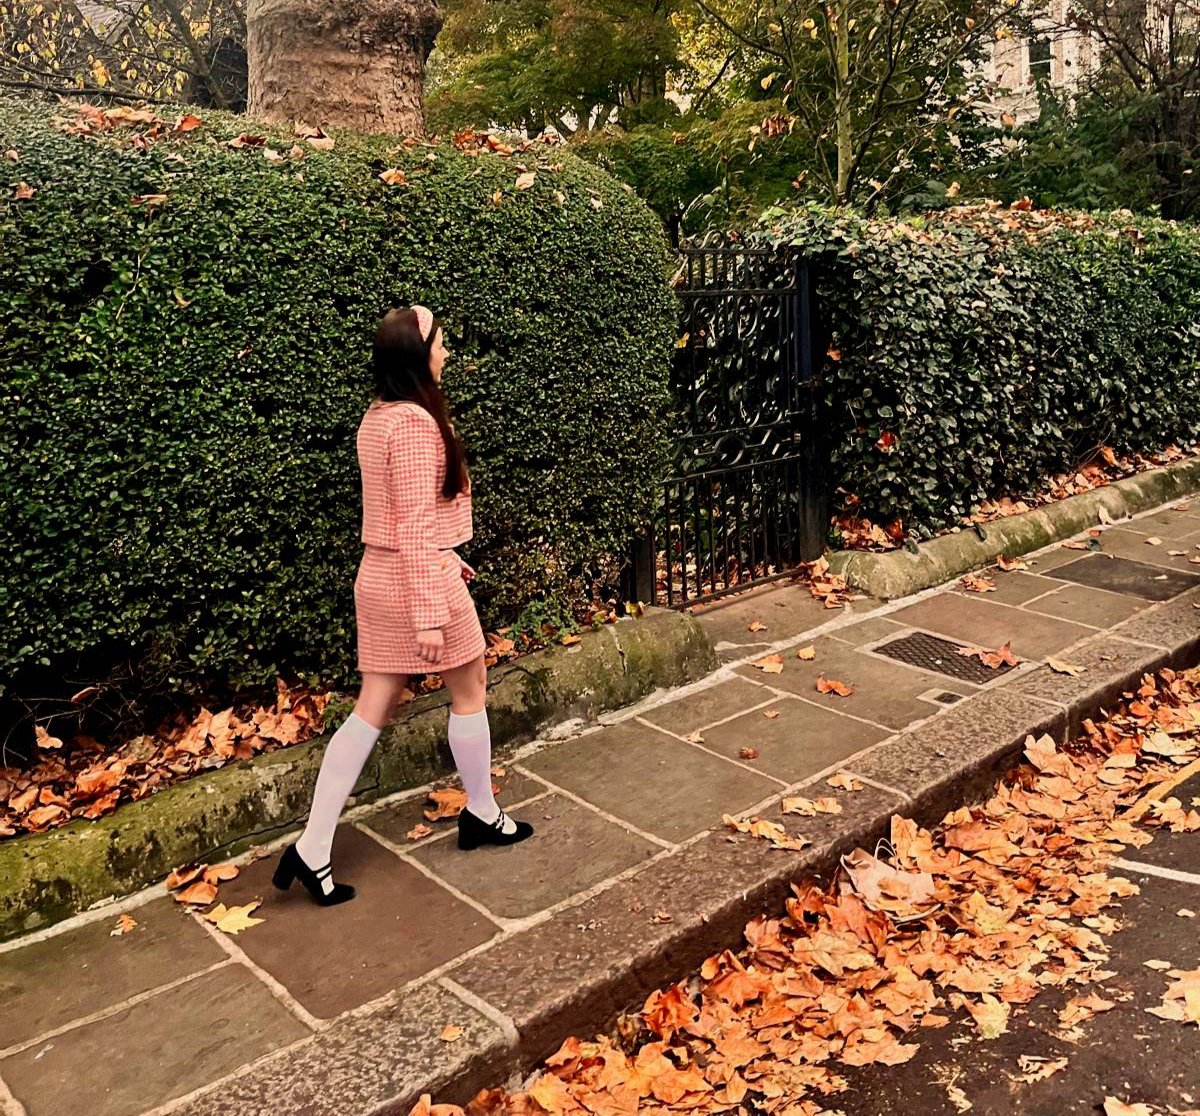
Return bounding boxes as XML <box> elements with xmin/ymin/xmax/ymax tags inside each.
<box><xmin>247</xmin><ymin>0</ymin><xmax>442</xmax><ymax>137</ymax></box>
<box><xmin>833</xmin><ymin>0</ymin><xmax>853</xmax><ymax>204</ymax></box>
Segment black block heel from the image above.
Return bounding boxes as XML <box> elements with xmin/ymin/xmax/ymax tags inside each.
<box><xmin>272</xmin><ymin>844</ymin><xmax>356</xmax><ymax>906</ymax></box>
<box><xmin>458</xmin><ymin>808</ymin><xmax>534</xmax><ymax>851</ymax></box>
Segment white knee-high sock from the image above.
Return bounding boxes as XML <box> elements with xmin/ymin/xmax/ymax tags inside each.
<box><xmin>296</xmin><ymin>713</ymin><xmax>381</xmax><ymax>876</ymax></box>
<box><xmin>448</xmin><ymin>709</ymin><xmax>516</xmax><ymax>835</ymax></box>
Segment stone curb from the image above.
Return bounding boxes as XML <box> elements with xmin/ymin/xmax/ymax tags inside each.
<box><xmin>0</xmin><ymin>609</ymin><xmax>716</xmax><ymax>942</ymax></box>
<box><xmin>827</xmin><ymin>457</ymin><xmax>1200</xmax><ymax>600</ymax></box>
<box><xmin>168</xmin><ymin>583</ymin><xmax>1200</xmax><ymax>1116</ymax></box>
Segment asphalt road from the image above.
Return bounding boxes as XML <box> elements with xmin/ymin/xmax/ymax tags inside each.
<box><xmin>828</xmin><ymin>772</ymin><xmax>1200</xmax><ymax>1116</ymax></box>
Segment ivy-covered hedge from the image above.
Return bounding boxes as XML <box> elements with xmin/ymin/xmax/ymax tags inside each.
<box><xmin>0</xmin><ymin>97</ymin><xmax>674</xmax><ymax>710</ymax></box>
<box><xmin>756</xmin><ymin>204</ymin><xmax>1200</xmax><ymax>536</ymax></box>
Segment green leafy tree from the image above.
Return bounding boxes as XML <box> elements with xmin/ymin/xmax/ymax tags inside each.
<box><xmin>427</xmin><ymin>0</ymin><xmax>689</xmax><ymax>136</ymax></box>
<box><xmin>1</xmin><ymin>0</ymin><xmax>247</xmax><ymax>108</ymax></box>
<box><xmin>1064</xmin><ymin>0</ymin><xmax>1200</xmax><ymax>218</ymax></box>
<box><xmin>692</xmin><ymin>0</ymin><xmax>1019</xmax><ymax>204</ymax></box>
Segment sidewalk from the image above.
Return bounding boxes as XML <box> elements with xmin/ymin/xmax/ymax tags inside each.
<box><xmin>3</xmin><ymin>501</ymin><xmax>1200</xmax><ymax>1116</ymax></box>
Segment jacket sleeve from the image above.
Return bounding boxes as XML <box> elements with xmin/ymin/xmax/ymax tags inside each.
<box><xmin>389</xmin><ymin>412</ymin><xmax>452</xmax><ymax>631</ymax></box>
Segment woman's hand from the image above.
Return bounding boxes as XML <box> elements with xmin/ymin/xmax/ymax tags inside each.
<box><xmin>416</xmin><ymin>629</ymin><xmax>444</xmax><ymax>664</ymax></box>
<box><xmin>458</xmin><ymin>557</ymin><xmax>477</xmax><ymax>583</ymax></box>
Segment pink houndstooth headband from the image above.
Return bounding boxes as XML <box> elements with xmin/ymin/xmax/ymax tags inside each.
<box><xmin>412</xmin><ymin>305</ymin><xmax>436</xmax><ymax>345</ymax></box>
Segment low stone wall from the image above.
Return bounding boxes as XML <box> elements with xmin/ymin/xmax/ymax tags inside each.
<box><xmin>828</xmin><ymin>459</ymin><xmax>1200</xmax><ymax>599</ymax></box>
<box><xmin>0</xmin><ymin>608</ymin><xmax>716</xmax><ymax>941</ymax></box>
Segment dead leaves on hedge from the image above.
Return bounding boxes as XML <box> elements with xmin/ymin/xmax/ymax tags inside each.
<box><xmin>0</xmin><ymin>681</ymin><xmax>330</xmax><ymax>838</ymax></box>
<box><xmin>424</xmin><ymin>666</ymin><xmax>1200</xmax><ymax>1116</ymax></box>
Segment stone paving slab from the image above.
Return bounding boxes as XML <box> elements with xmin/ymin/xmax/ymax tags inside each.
<box><xmin>638</xmin><ymin>675</ymin><xmax>772</xmax><ymax>734</ymax></box>
<box><xmin>166</xmin><ymin>981</ymin><xmax>516</xmax><ymax>1116</ymax></box>
<box><xmin>887</xmin><ymin>593</ymin><xmax>1097</xmax><ymax>659</ymax></box>
<box><xmin>211</xmin><ymin>825</ymin><xmax>498</xmax><ymax>1020</ymax></box>
<box><xmin>1051</xmin><ymin>553</ymin><xmax>1200</xmax><ymax>600</ymax></box>
<box><xmin>1023</xmin><ymin>581</ymin><xmax>1152</xmax><ymax>628</ymax></box>
<box><xmin>407</xmin><ymin>794</ymin><xmax>661</xmax><ymax>920</ymax></box>
<box><xmin>951</xmin><ymin>569</ymin><xmax>1064</xmax><ymax>606</ymax></box>
<box><xmin>519</xmin><ymin>720</ymin><xmax>781</xmax><ymax>843</ymax></box>
<box><xmin>0</xmin><ymin>897</ymin><xmax>223</xmax><ymax>1050</ymax></box>
<box><xmin>1092</xmin><ymin>526</ymin><xmax>1200</xmax><ymax>568</ymax></box>
<box><xmin>1</xmin><ymin>963</ymin><xmax>309</xmax><ymax>1116</ymax></box>
<box><xmin>736</xmin><ymin>637</ymin><xmax>974</xmax><ymax>730</ymax></box>
<box><xmin>697</xmin><ymin>696</ymin><xmax>891</xmax><ymax>782</ymax></box>
<box><xmin>362</xmin><ymin>770</ymin><xmax>546</xmax><ymax>849</ymax></box>
<box><xmin>1006</xmin><ymin>634</ymin><xmax>1170</xmax><ymax>736</ymax></box>
<box><xmin>5</xmin><ymin>496</ymin><xmax>1200</xmax><ymax>1116</ymax></box>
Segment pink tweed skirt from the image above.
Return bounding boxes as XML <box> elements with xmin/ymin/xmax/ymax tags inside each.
<box><xmin>355</xmin><ymin>546</ymin><xmax>486</xmax><ymax>674</ymax></box>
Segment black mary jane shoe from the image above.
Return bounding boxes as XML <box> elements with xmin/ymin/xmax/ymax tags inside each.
<box><xmin>458</xmin><ymin>807</ymin><xmax>534</xmax><ymax>851</ymax></box>
<box><xmin>271</xmin><ymin>844</ymin><xmax>356</xmax><ymax>906</ymax></box>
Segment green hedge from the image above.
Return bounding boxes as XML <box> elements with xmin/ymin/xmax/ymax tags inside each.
<box><xmin>755</xmin><ymin>204</ymin><xmax>1200</xmax><ymax>536</ymax></box>
<box><xmin>0</xmin><ymin>96</ymin><xmax>675</xmax><ymax>709</ymax></box>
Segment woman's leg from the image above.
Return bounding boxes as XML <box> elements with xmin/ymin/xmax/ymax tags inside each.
<box><xmin>295</xmin><ymin>672</ymin><xmax>409</xmax><ymax>872</ymax></box>
<box><xmin>441</xmin><ymin>655</ymin><xmax>516</xmax><ymax>833</ymax></box>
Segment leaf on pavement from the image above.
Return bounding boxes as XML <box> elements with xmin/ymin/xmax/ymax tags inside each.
<box><xmin>1047</xmin><ymin>659</ymin><xmax>1085</xmax><ymax>676</ymax></box>
<box><xmin>763</xmin><ymin>708</ymin><xmax>781</xmax><ymax>720</ymax></box>
<box><xmin>110</xmin><ymin>913</ymin><xmax>138</xmax><ymax>937</ymax></box>
<box><xmin>440</xmin><ymin>1024</ymin><xmax>465</xmax><ymax>1042</ymax></box>
<box><xmin>959</xmin><ymin>573</ymin><xmax>996</xmax><ymax>593</ymax></box>
<box><xmin>738</xmin><ymin>747</ymin><xmax>759</xmax><ymax>760</ymax></box>
<box><xmin>175</xmin><ymin>880</ymin><xmax>218</xmax><ymax>906</ymax></box>
<box><xmin>827</xmin><ymin>771</ymin><xmax>863</xmax><ymax>792</ymax></box>
<box><xmin>996</xmin><ymin>554</ymin><xmax>1028</xmax><ymax>571</ymax></box>
<box><xmin>958</xmin><ymin>642</ymin><xmax>1020</xmax><ymax>669</ymax></box>
<box><xmin>165</xmin><ymin>864</ymin><xmax>203</xmax><ymax>891</ymax></box>
<box><xmin>407</xmin><ymin>823</ymin><xmax>433</xmax><ymax>841</ymax></box>
<box><xmin>723</xmin><ymin>814</ymin><xmax>810</xmax><ymax>851</ymax></box>
<box><xmin>204</xmin><ymin>901</ymin><xmax>264</xmax><ymax>934</ymax></box>
<box><xmin>796</xmin><ymin>646</ymin><xmax>817</xmax><ymax>660</ymax></box>
<box><xmin>747</xmin><ymin>620</ymin><xmax>768</xmax><ymax>632</ymax></box>
<box><xmin>203</xmin><ymin>863</ymin><xmax>240</xmax><ymax>885</ymax></box>
<box><xmin>816</xmin><ymin>675</ymin><xmax>854</xmax><ymax>697</ymax></box>
<box><xmin>1104</xmin><ymin>1101</ymin><xmax>1154</xmax><ymax>1116</ymax></box>
<box><xmin>424</xmin><ymin>787</ymin><xmax>468</xmax><ymax>821</ymax></box>
<box><xmin>752</xmin><ymin>654</ymin><xmax>784</xmax><ymax>674</ymax></box>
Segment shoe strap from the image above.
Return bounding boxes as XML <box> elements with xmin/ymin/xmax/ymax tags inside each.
<box><xmin>314</xmin><ymin>864</ymin><xmax>333</xmax><ymax>880</ymax></box>
<box><xmin>491</xmin><ymin>810</ymin><xmax>508</xmax><ymax>832</ymax></box>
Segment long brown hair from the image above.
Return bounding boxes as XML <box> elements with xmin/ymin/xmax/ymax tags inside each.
<box><xmin>372</xmin><ymin>308</ymin><xmax>468</xmax><ymax>499</ymax></box>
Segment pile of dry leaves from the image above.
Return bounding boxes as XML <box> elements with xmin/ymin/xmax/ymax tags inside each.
<box><xmin>416</xmin><ymin>665</ymin><xmax>1200</xmax><ymax>1116</ymax></box>
<box><xmin>1</xmin><ymin>681</ymin><xmax>332</xmax><ymax>838</ymax></box>
<box><xmin>0</xmin><ymin>617</ymin><xmax>577</xmax><ymax>841</ymax></box>
<box><xmin>834</xmin><ymin>444</ymin><xmax>1199</xmax><ymax>553</ymax></box>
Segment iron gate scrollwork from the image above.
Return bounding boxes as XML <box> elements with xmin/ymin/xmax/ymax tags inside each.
<box><xmin>627</xmin><ymin>233</ymin><xmax>827</xmax><ymax>608</ymax></box>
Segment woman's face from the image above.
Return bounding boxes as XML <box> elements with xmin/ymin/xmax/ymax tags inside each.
<box><xmin>429</xmin><ymin>327</ymin><xmax>448</xmax><ymax>382</ymax></box>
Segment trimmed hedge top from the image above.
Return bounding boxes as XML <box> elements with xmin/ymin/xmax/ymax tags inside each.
<box><xmin>0</xmin><ymin>98</ymin><xmax>675</xmax><ymax>707</ymax></box>
<box><xmin>755</xmin><ymin>202</ymin><xmax>1200</xmax><ymax>536</ymax></box>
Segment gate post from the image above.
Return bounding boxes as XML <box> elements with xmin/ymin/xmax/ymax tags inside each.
<box><xmin>629</xmin><ymin>531</ymin><xmax>656</xmax><ymax>605</ymax></box>
<box><xmin>795</xmin><ymin>258</ymin><xmax>830</xmax><ymax>560</ymax></box>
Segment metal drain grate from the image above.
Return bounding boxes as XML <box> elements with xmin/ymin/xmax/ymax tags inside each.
<box><xmin>874</xmin><ymin>631</ymin><xmax>1013</xmax><ymax>684</ymax></box>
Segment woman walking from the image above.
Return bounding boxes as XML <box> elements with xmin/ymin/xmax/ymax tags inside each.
<box><xmin>274</xmin><ymin>306</ymin><xmax>533</xmax><ymax>906</ymax></box>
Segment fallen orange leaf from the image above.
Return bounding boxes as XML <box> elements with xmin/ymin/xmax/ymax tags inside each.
<box><xmin>753</xmin><ymin>654</ymin><xmax>784</xmax><ymax>674</ymax></box>
<box><xmin>816</xmin><ymin>675</ymin><xmax>854</xmax><ymax>697</ymax></box>
<box><xmin>175</xmin><ymin>880</ymin><xmax>218</xmax><ymax>906</ymax></box>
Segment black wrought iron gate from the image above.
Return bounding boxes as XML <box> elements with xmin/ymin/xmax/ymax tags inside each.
<box><xmin>626</xmin><ymin>235</ymin><xmax>827</xmax><ymax>608</ymax></box>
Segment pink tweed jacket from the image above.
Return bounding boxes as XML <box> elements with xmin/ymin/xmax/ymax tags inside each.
<box><xmin>357</xmin><ymin>401</ymin><xmax>473</xmax><ymax>631</ymax></box>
